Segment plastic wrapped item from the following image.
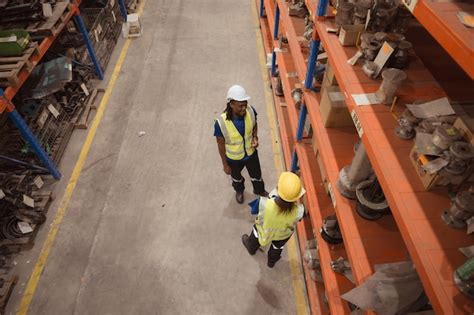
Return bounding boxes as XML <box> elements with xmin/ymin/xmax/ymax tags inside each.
<box><xmin>336</xmin><ymin>2</ymin><xmax>355</xmax><ymax>27</ymax></box>
<box><xmin>375</xmin><ymin>68</ymin><xmax>407</xmax><ymax>104</ymax></box>
<box><xmin>341</xmin><ymin>261</ymin><xmax>426</xmax><ymax>314</ymax></box>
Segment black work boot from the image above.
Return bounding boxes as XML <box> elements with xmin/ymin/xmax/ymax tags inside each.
<box><xmin>242</xmin><ymin>234</ymin><xmax>259</xmax><ymax>255</ymax></box>
<box><xmin>236</xmin><ymin>191</ymin><xmax>244</xmax><ymax>204</ymax></box>
<box><xmin>254</xmin><ymin>190</ymin><xmax>269</xmax><ymax>198</ymax></box>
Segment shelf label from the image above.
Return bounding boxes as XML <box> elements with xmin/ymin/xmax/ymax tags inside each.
<box><xmin>401</xmin><ymin>0</ymin><xmax>418</xmax><ymax>13</ymax></box>
<box><xmin>328</xmin><ymin>183</ymin><xmax>336</xmax><ymax>208</ymax></box>
<box><xmin>48</xmin><ymin>104</ymin><xmax>60</xmax><ymax>119</ymax></box>
<box><xmin>0</xmin><ymin>189</ymin><xmax>5</xmax><ymax>200</ymax></box>
<box><xmin>351</xmin><ymin>109</ymin><xmax>364</xmax><ymax>138</ymax></box>
<box><xmin>38</xmin><ymin>109</ymin><xmax>49</xmax><ymax>128</ymax></box>
<box><xmin>112</xmin><ymin>11</ymin><xmax>117</xmax><ymax>23</ymax></box>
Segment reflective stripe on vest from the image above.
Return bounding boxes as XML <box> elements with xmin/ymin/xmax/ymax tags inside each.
<box><xmin>216</xmin><ymin>108</ymin><xmax>256</xmax><ymax>160</ymax></box>
<box><xmin>255</xmin><ymin>198</ymin><xmax>299</xmax><ymax>246</ymax></box>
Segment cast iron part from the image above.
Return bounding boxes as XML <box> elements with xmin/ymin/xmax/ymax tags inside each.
<box><xmin>320</xmin><ymin>215</ymin><xmax>343</xmax><ymax>245</ymax></box>
<box><xmin>275</xmin><ymin>70</ymin><xmax>284</xmax><ymax>96</ymax></box>
<box><xmin>375</xmin><ymin>68</ymin><xmax>407</xmax><ymax>104</ymax></box>
<box><xmin>395</xmin><ymin>108</ymin><xmax>421</xmax><ymax>140</ymax></box>
<box><xmin>335</xmin><ymin>2</ymin><xmax>355</xmax><ymax>27</ymax></box>
<box><xmin>442</xmin><ymin>190</ymin><xmax>474</xmax><ymax>229</ymax></box>
<box><xmin>354</xmin><ymin>0</ymin><xmax>373</xmax><ymax>25</ymax></box>
<box><xmin>454</xmin><ymin>257</ymin><xmax>474</xmax><ymax>299</ymax></box>
<box><xmin>291</xmin><ymin>88</ymin><xmax>303</xmax><ymax>109</ymax></box>
<box><xmin>355</xmin><ymin>177</ymin><xmax>391</xmax><ymax>220</ymax></box>
<box><xmin>432</xmin><ymin>124</ymin><xmax>462</xmax><ymax>151</ymax></box>
<box><xmin>337</xmin><ymin>143</ymin><xmax>373</xmax><ymax>199</ymax></box>
<box><xmin>443</xmin><ymin>142</ymin><xmax>474</xmax><ymax>175</ymax></box>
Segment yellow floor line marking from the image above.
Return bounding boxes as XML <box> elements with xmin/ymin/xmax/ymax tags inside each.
<box><xmin>17</xmin><ymin>3</ymin><xmax>147</xmax><ymax>314</ymax></box>
<box><xmin>250</xmin><ymin>2</ymin><xmax>309</xmax><ymax>315</ymax></box>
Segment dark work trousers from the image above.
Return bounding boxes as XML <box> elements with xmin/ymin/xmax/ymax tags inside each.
<box><xmin>228</xmin><ymin>151</ymin><xmax>266</xmax><ymax>194</ymax></box>
<box><xmin>247</xmin><ymin>225</ymin><xmax>291</xmax><ymax>265</ymax></box>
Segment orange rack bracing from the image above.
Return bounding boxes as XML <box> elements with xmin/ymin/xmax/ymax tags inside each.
<box><xmin>257</xmin><ymin>0</ymin><xmax>474</xmax><ymax>314</ymax></box>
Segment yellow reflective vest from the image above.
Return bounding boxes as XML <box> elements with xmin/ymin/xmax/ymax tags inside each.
<box><xmin>216</xmin><ymin>108</ymin><xmax>256</xmax><ymax>160</ymax></box>
<box><xmin>255</xmin><ymin>197</ymin><xmax>304</xmax><ymax>246</ymax></box>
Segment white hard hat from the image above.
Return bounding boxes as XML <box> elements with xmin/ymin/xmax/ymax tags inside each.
<box><xmin>226</xmin><ymin>85</ymin><xmax>251</xmax><ymax>102</ymax></box>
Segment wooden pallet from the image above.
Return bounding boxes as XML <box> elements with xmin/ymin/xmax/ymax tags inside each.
<box><xmin>0</xmin><ymin>42</ymin><xmax>39</xmax><ymax>87</ymax></box>
<box><xmin>26</xmin><ymin>2</ymin><xmax>71</xmax><ymax>37</ymax></box>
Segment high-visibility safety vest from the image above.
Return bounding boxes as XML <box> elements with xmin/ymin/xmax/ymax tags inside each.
<box><xmin>255</xmin><ymin>197</ymin><xmax>304</xmax><ymax>246</ymax></box>
<box><xmin>216</xmin><ymin>108</ymin><xmax>256</xmax><ymax>160</ymax></box>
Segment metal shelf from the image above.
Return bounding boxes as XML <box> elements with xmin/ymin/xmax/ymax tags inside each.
<box><xmin>411</xmin><ymin>0</ymin><xmax>474</xmax><ymax>79</ymax></box>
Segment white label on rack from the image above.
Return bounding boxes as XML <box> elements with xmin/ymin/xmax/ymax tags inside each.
<box><xmin>34</xmin><ymin>176</ymin><xmax>44</xmax><ymax>189</ymax></box>
<box><xmin>0</xmin><ymin>189</ymin><xmax>5</xmax><ymax>200</ymax></box>
<box><xmin>351</xmin><ymin>109</ymin><xmax>364</xmax><ymax>138</ymax></box>
<box><xmin>365</xmin><ymin>9</ymin><xmax>371</xmax><ymax>30</ymax></box>
<box><xmin>48</xmin><ymin>104</ymin><xmax>60</xmax><ymax>118</ymax></box>
<box><xmin>81</xmin><ymin>83</ymin><xmax>90</xmax><ymax>96</ymax></box>
<box><xmin>112</xmin><ymin>11</ymin><xmax>117</xmax><ymax>23</ymax></box>
<box><xmin>328</xmin><ymin>183</ymin><xmax>336</xmax><ymax>208</ymax></box>
<box><xmin>23</xmin><ymin>195</ymin><xmax>35</xmax><ymax>208</ymax></box>
<box><xmin>94</xmin><ymin>30</ymin><xmax>99</xmax><ymax>42</ymax></box>
<box><xmin>402</xmin><ymin>0</ymin><xmax>417</xmax><ymax>13</ymax></box>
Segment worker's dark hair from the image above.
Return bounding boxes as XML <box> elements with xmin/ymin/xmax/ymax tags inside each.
<box><xmin>275</xmin><ymin>197</ymin><xmax>294</xmax><ymax>214</ymax></box>
<box><xmin>225</xmin><ymin>101</ymin><xmax>233</xmax><ymax>120</ymax></box>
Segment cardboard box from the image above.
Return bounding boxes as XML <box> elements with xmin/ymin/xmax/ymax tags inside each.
<box><xmin>410</xmin><ymin>145</ymin><xmax>473</xmax><ymax>191</ymax></box>
<box><xmin>453</xmin><ymin>116</ymin><xmax>474</xmax><ymax>145</ymax></box>
<box><xmin>322</xmin><ymin>63</ymin><xmax>337</xmax><ymax>87</ymax></box>
<box><xmin>338</xmin><ymin>24</ymin><xmax>365</xmax><ymax>46</ymax></box>
<box><xmin>319</xmin><ymin>86</ymin><xmax>353</xmax><ymax>128</ymax></box>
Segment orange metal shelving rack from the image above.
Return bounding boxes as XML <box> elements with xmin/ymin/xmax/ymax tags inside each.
<box><xmin>257</xmin><ymin>0</ymin><xmax>474</xmax><ymax>314</ymax></box>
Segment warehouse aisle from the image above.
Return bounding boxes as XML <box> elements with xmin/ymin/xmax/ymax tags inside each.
<box><xmin>9</xmin><ymin>1</ymin><xmax>299</xmax><ymax>314</ymax></box>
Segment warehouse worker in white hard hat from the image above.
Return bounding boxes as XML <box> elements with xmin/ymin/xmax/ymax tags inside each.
<box><xmin>214</xmin><ymin>85</ymin><xmax>268</xmax><ymax>204</ymax></box>
<box><xmin>242</xmin><ymin>172</ymin><xmax>306</xmax><ymax>268</ymax></box>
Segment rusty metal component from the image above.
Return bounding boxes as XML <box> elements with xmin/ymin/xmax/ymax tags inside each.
<box><xmin>320</xmin><ymin>215</ymin><xmax>343</xmax><ymax>245</ymax></box>
<box><xmin>442</xmin><ymin>190</ymin><xmax>474</xmax><ymax>229</ymax></box>
<box><xmin>337</xmin><ymin>143</ymin><xmax>373</xmax><ymax>199</ymax></box>
<box><xmin>396</xmin><ymin>108</ymin><xmax>421</xmax><ymax>140</ymax></box>
<box><xmin>432</xmin><ymin>124</ymin><xmax>462</xmax><ymax>150</ymax></box>
<box><xmin>375</xmin><ymin>68</ymin><xmax>407</xmax><ymax>104</ymax></box>
<box><xmin>355</xmin><ymin>177</ymin><xmax>391</xmax><ymax>220</ymax></box>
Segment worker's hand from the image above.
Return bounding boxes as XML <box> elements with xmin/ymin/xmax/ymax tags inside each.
<box><xmin>223</xmin><ymin>163</ymin><xmax>231</xmax><ymax>175</ymax></box>
<box><xmin>251</xmin><ymin>136</ymin><xmax>259</xmax><ymax>148</ymax></box>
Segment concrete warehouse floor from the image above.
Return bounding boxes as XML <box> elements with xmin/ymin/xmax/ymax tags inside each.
<box><xmin>6</xmin><ymin>0</ymin><xmax>304</xmax><ymax>314</ymax></box>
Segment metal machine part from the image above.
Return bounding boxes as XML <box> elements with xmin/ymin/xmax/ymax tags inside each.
<box><xmin>275</xmin><ymin>70</ymin><xmax>284</xmax><ymax>96</ymax></box>
<box><xmin>454</xmin><ymin>257</ymin><xmax>474</xmax><ymax>299</ymax></box>
<box><xmin>320</xmin><ymin>215</ymin><xmax>343</xmax><ymax>245</ymax></box>
<box><xmin>443</xmin><ymin>142</ymin><xmax>474</xmax><ymax>175</ymax></box>
<box><xmin>354</xmin><ymin>0</ymin><xmax>373</xmax><ymax>25</ymax></box>
<box><xmin>362</xmin><ymin>61</ymin><xmax>379</xmax><ymax>79</ymax></box>
<box><xmin>390</xmin><ymin>5</ymin><xmax>412</xmax><ymax>34</ymax></box>
<box><xmin>395</xmin><ymin>108</ymin><xmax>420</xmax><ymax>140</ymax></box>
<box><xmin>442</xmin><ymin>190</ymin><xmax>474</xmax><ymax>229</ymax></box>
<box><xmin>390</xmin><ymin>40</ymin><xmax>412</xmax><ymax>69</ymax></box>
<box><xmin>291</xmin><ymin>88</ymin><xmax>303</xmax><ymax>109</ymax></box>
<box><xmin>355</xmin><ymin>177</ymin><xmax>391</xmax><ymax>220</ymax></box>
<box><xmin>432</xmin><ymin>124</ymin><xmax>462</xmax><ymax>151</ymax></box>
<box><xmin>335</xmin><ymin>2</ymin><xmax>355</xmax><ymax>27</ymax></box>
<box><xmin>337</xmin><ymin>143</ymin><xmax>373</xmax><ymax>199</ymax></box>
<box><xmin>375</xmin><ymin>68</ymin><xmax>407</xmax><ymax>104</ymax></box>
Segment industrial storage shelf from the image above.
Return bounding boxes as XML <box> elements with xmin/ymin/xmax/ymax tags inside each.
<box><xmin>259</xmin><ymin>0</ymin><xmax>474</xmax><ymax>314</ymax></box>
<box><xmin>0</xmin><ymin>1</ymin><xmax>81</xmax><ymax>112</ymax></box>
<box><xmin>412</xmin><ymin>0</ymin><xmax>474</xmax><ymax>79</ymax></box>
<box><xmin>314</xmin><ymin>16</ymin><xmax>474</xmax><ymax>314</ymax></box>
<box><xmin>275</xmin><ymin>0</ymin><xmax>410</xmax><ymax>287</ymax></box>
<box><xmin>260</xmin><ymin>3</ymin><xmax>354</xmax><ymax>314</ymax></box>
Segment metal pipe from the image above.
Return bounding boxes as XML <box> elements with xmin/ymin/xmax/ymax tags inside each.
<box><xmin>73</xmin><ymin>13</ymin><xmax>104</xmax><ymax>80</ymax></box>
<box><xmin>337</xmin><ymin>143</ymin><xmax>373</xmax><ymax>199</ymax></box>
<box><xmin>7</xmin><ymin>110</ymin><xmax>61</xmax><ymax>179</ymax></box>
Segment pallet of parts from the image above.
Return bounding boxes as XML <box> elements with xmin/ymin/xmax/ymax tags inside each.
<box><xmin>26</xmin><ymin>2</ymin><xmax>71</xmax><ymax>37</ymax></box>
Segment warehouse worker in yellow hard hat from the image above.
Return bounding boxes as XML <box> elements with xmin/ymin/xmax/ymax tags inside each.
<box><xmin>214</xmin><ymin>85</ymin><xmax>268</xmax><ymax>204</ymax></box>
<box><xmin>242</xmin><ymin>172</ymin><xmax>306</xmax><ymax>268</ymax></box>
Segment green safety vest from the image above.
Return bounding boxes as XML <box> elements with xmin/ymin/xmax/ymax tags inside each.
<box><xmin>216</xmin><ymin>108</ymin><xmax>256</xmax><ymax>160</ymax></box>
<box><xmin>255</xmin><ymin>197</ymin><xmax>303</xmax><ymax>246</ymax></box>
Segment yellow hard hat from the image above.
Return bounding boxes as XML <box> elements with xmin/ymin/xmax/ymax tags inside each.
<box><xmin>277</xmin><ymin>172</ymin><xmax>306</xmax><ymax>202</ymax></box>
